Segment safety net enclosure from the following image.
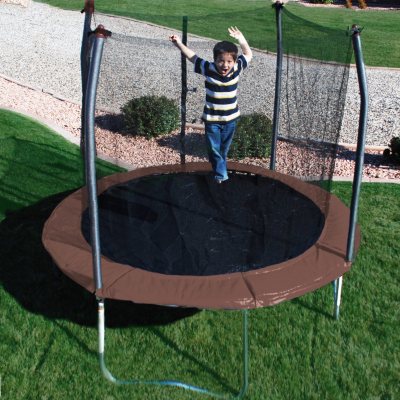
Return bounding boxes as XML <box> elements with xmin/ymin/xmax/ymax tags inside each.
<box><xmin>83</xmin><ymin>2</ymin><xmax>352</xmax><ymax>181</ymax></box>
<box><xmin>43</xmin><ymin>1</ymin><xmax>362</xmax><ymax>310</ymax></box>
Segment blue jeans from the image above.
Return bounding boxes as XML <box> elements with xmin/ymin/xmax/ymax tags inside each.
<box><xmin>205</xmin><ymin>120</ymin><xmax>237</xmax><ymax>182</ymax></box>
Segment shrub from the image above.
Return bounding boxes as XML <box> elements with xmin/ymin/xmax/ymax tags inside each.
<box><xmin>121</xmin><ymin>95</ymin><xmax>180</xmax><ymax>139</ymax></box>
<box><xmin>383</xmin><ymin>137</ymin><xmax>400</xmax><ymax>164</ymax></box>
<box><xmin>230</xmin><ymin>113</ymin><xmax>273</xmax><ymax>160</ymax></box>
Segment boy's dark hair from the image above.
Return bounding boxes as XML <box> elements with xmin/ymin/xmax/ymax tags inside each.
<box><xmin>213</xmin><ymin>41</ymin><xmax>238</xmax><ymax>61</ymax></box>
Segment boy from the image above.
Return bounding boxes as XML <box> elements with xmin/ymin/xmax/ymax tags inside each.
<box><xmin>169</xmin><ymin>27</ymin><xmax>253</xmax><ymax>183</ymax></box>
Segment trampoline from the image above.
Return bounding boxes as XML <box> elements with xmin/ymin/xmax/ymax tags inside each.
<box><xmin>41</xmin><ymin>1</ymin><xmax>368</xmax><ymax>397</ymax></box>
<box><xmin>43</xmin><ymin>161</ymin><xmax>358</xmax><ymax>309</ymax></box>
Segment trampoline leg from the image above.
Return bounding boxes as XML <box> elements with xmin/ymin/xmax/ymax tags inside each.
<box><xmin>96</xmin><ymin>298</ymin><xmax>249</xmax><ymax>399</ymax></box>
<box><xmin>98</xmin><ymin>298</ymin><xmax>117</xmax><ymax>383</ymax></box>
<box><xmin>239</xmin><ymin>309</ymin><xmax>249</xmax><ymax>399</ymax></box>
<box><xmin>333</xmin><ymin>276</ymin><xmax>343</xmax><ymax>320</ymax></box>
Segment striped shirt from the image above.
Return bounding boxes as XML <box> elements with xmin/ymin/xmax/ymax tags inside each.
<box><xmin>194</xmin><ymin>54</ymin><xmax>249</xmax><ymax>123</ymax></box>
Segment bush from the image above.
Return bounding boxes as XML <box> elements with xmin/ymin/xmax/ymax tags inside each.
<box><xmin>121</xmin><ymin>95</ymin><xmax>180</xmax><ymax>139</ymax></box>
<box><xmin>383</xmin><ymin>137</ymin><xmax>400</xmax><ymax>164</ymax></box>
<box><xmin>230</xmin><ymin>113</ymin><xmax>273</xmax><ymax>160</ymax></box>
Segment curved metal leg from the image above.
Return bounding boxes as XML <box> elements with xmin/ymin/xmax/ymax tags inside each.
<box><xmin>97</xmin><ymin>298</ymin><xmax>249</xmax><ymax>399</ymax></box>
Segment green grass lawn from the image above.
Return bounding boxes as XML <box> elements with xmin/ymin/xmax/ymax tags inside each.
<box><xmin>0</xmin><ymin>108</ymin><xmax>399</xmax><ymax>399</ymax></box>
<box><xmin>0</xmin><ymin>109</ymin><xmax>120</xmax><ymax>220</ymax></box>
<box><xmin>36</xmin><ymin>0</ymin><xmax>400</xmax><ymax>68</ymax></box>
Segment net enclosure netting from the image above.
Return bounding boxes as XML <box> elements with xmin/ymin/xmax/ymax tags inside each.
<box><xmin>88</xmin><ymin>3</ymin><xmax>352</xmax><ymax>184</ymax></box>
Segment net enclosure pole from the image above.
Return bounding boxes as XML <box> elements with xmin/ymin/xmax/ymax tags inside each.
<box><xmin>80</xmin><ymin>0</ymin><xmax>95</xmax><ymax>155</ymax></box>
<box><xmin>84</xmin><ymin>25</ymin><xmax>110</xmax><ymax>291</ymax></box>
<box><xmin>347</xmin><ymin>25</ymin><xmax>368</xmax><ymax>263</ymax></box>
<box><xmin>180</xmin><ymin>16</ymin><xmax>188</xmax><ymax>165</ymax></box>
<box><xmin>334</xmin><ymin>25</ymin><xmax>368</xmax><ymax>320</ymax></box>
<box><xmin>81</xmin><ymin>0</ymin><xmax>95</xmax><ymax>103</ymax></box>
<box><xmin>270</xmin><ymin>1</ymin><xmax>284</xmax><ymax>171</ymax></box>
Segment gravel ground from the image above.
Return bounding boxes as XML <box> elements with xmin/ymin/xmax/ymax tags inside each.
<box><xmin>0</xmin><ymin>1</ymin><xmax>399</xmax><ymax>180</ymax></box>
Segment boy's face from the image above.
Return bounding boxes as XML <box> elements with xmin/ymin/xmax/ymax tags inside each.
<box><xmin>215</xmin><ymin>52</ymin><xmax>235</xmax><ymax>77</ymax></box>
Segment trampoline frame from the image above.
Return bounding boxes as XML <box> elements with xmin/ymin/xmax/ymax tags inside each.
<box><xmin>58</xmin><ymin>1</ymin><xmax>368</xmax><ymax>398</ymax></box>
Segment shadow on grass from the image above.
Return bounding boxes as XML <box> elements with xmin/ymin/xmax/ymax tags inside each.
<box><xmin>0</xmin><ymin>190</ymin><xmax>198</xmax><ymax>328</ymax></box>
<box><xmin>292</xmin><ymin>297</ymin><xmax>334</xmax><ymax>320</ymax></box>
<box><xmin>148</xmin><ymin>326</ymin><xmax>238</xmax><ymax>394</ymax></box>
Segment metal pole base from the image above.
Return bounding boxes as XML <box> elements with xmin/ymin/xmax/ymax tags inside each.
<box><xmin>333</xmin><ymin>276</ymin><xmax>343</xmax><ymax>320</ymax></box>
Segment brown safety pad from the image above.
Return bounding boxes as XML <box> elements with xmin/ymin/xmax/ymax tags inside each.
<box><xmin>42</xmin><ymin>162</ymin><xmax>360</xmax><ymax>309</ymax></box>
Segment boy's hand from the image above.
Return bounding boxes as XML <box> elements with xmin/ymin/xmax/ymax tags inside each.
<box><xmin>228</xmin><ymin>26</ymin><xmax>245</xmax><ymax>43</ymax></box>
<box><xmin>169</xmin><ymin>34</ymin><xmax>182</xmax><ymax>45</ymax></box>
<box><xmin>228</xmin><ymin>26</ymin><xmax>252</xmax><ymax>61</ymax></box>
<box><xmin>169</xmin><ymin>34</ymin><xmax>196</xmax><ymax>63</ymax></box>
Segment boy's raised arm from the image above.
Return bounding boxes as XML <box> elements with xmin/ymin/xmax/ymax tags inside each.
<box><xmin>169</xmin><ymin>34</ymin><xmax>196</xmax><ymax>63</ymax></box>
<box><xmin>228</xmin><ymin>26</ymin><xmax>253</xmax><ymax>62</ymax></box>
